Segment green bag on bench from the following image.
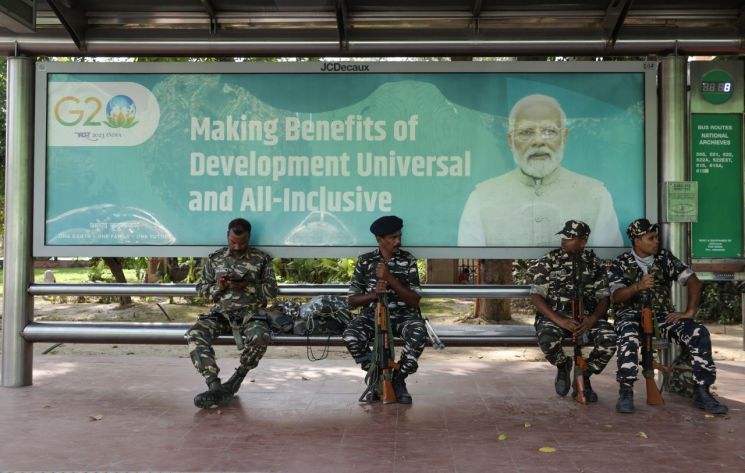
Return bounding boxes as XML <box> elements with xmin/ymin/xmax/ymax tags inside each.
<box><xmin>294</xmin><ymin>295</ymin><xmax>352</xmax><ymax>336</ymax></box>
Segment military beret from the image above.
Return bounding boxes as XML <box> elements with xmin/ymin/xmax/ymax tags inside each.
<box><xmin>370</xmin><ymin>215</ymin><xmax>403</xmax><ymax>236</ymax></box>
<box><xmin>556</xmin><ymin>220</ymin><xmax>591</xmax><ymax>239</ymax></box>
<box><xmin>626</xmin><ymin>218</ymin><xmax>658</xmax><ymax>240</ymax></box>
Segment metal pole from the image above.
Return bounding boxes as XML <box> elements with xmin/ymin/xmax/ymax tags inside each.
<box><xmin>659</xmin><ymin>55</ymin><xmax>689</xmax><ymax>309</ymax></box>
<box><xmin>2</xmin><ymin>56</ymin><xmax>35</xmax><ymax>387</ymax></box>
<box><xmin>658</xmin><ymin>55</ymin><xmax>688</xmax><ymax>372</ymax></box>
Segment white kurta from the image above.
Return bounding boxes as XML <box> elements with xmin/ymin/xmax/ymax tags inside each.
<box><xmin>458</xmin><ymin>167</ymin><xmax>623</xmax><ymax>247</ymax></box>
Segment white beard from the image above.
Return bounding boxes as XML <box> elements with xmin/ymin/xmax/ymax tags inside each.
<box><xmin>512</xmin><ymin>144</ymin><xmax>564</xmax><ymax>179</ymax></box>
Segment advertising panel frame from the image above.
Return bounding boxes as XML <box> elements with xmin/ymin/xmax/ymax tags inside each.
<box><xmin>33</xmin><ymin>60</ymin><xmax>658</xmax><ymax>258</ymax></box>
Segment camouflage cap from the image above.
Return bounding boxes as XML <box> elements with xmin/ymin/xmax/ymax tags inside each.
<box><xmin>626</xmin><ymin>218</ymin><xmax>658</xmax><ymax>240</ymax></box>
<box><xmin>370</xmin><ymin>215</ymin><xmax>403</xmax><ymax>236</ymax></box>
<box><xmin>556</xmin><ymin>220</ymin><xmax>591</xmax><ymax>239</ymax></box>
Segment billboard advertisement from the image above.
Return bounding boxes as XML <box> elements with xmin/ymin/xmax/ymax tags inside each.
<box><xmin>34</xmin><ymin>62</ymin><xmax>657</xmax><ymax>257</ymax></box>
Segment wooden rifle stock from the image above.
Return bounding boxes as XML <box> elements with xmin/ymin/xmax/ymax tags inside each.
<box><xmin>571</xmin><ymin>299</ymin><xmax>588</xmax><ymax>405</ymax></box>
<box><xmin>641</xmin><ymin>304</ymin><xmax>664</xmax><ymax>405</ymax></box>
<box><xmin>375</xmin><ymin>295</ymin><xmax>398</xmax><ymax>404</ymax></box>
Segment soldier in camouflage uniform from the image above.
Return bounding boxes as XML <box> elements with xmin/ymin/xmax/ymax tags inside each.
<box><xmin>186</xmin><ymin>218</ymin><xmax>278</xmax><ymax>408</ymax></box>
<box><xmin>344</xmin><ymin>215</ymin><xmax>426</xmax><ymax>404</ymax></box>
<box><xmin>527</xmin><ymin>220</ymin><xmax>617</xmax><ymax>402</ymax></box>
<box><xmin>610</xmin><ymin>218</ymin><xmax>727</xmax><ymax>414</ymax></box>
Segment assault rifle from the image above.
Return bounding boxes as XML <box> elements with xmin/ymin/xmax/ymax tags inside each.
<box><xmin>359</xmin><ymin>291</ymin><xmax>399</xmax><ymax>404</ymax></box>
<box><xmin>641</xmin><ymin>293</ymin><xmax>665</xmax><ymax>405</ymax></box>
<box><xmin>423</xmin><ymin>317</ymin><xmax>445</xmax><ymax>350</ymax></box>
<box><xmin>571</xmin><ymin>255</ymin><xmax>589</xmax><ymax>405</ymax></box>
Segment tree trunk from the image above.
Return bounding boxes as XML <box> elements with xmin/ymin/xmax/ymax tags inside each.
<box><xmin>477</xmin><ymin>259</ymin><xmax>512</xmax><ymax>322</ymax></box>
<box><xmin>146</xmin><ymin>257</ymin><xmax>169</xmax><ymax>283</ymax></box>
<box><xmin>102</xmin><ymin>257</ymin><xmax>132</xmax><ymax>306</ymax></box>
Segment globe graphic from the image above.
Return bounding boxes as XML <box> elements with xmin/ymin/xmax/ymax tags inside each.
<box><xmin>105</xmin><ymin>95</ymin><xmax>136</xmax><ymax>120</ymax></box>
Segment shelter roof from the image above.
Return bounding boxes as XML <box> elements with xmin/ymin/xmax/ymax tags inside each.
<box><xmin>1</xmin><ymin>1</ymin><xmax>744</xmax><ymax>56</ymax></box>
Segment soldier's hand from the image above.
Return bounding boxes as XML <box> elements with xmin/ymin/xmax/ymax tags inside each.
<box><xmin>217</xmin><ymin>275</ymin><xmax>229</xmax><ymax>291</ymax></box>
<box><xmin>556</xmin><ymin>318</ymin><xmax>579</xmax><ymax>332</ymax></box>
<box><xmin>638</xmin><ymin>273</ymin><xmax>655</xmax><ymax>291</ymax></box>
<box><xmin>227</xmin><ymin>279</ymin><xmax>249</xmax><ymax>290</ymax></box>
<box><xmin>573</xmin><ymin>316</ymin><xmax>597</xmax><ymax>336</ymax></box>
<box><xmin>665</xmin><ymin>311</ymin><xmax>693</xmax><ymax>323</ymax></box>
<box><xmin>375</xmin><ymin>279</ymin><xmax>388</xmax><ymax>295</ymax></box>
<box><xmin>376</xmin><ymin>262</ymin><xmax>392</xmax><ymax>283</ymax></box>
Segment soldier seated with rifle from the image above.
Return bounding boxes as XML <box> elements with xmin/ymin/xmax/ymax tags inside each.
<box><xmin>610</xmin><ymin>218</ymin><xmax>728</xmax><ymax>415</ymax></box>
<box><xmin>527</xmin><ymin>220</ymin><xmax>617</xmax><ymax>403</ymax></box>
<box><xmin>343</xmin><ymin>215</ymin><xmax>427</xmax><ymax>404</ymax></box>
<box><xmin>186</xmin><ymin>218</ymin><xmax>278</xmax><ymax>409</ymax></box>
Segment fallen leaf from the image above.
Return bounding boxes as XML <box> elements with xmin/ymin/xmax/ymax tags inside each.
<box><xmin>301</xmin><ymin>376</ymin><xmax>309</xmax><ymax>381</ymax></box>
<box><xmin>524</xmin><ymin>422</ymin><xmax>532</xmax><ymax>428</ymax></box>
<box><xmin>636</xmin><ymin>432</ymin><xmax>648</xmax><ymax>439</ymax></box>
<box><xmin>538</xmin><ymin>447</ymin><xmax>556</xmax><ymax>453</ymax></box>
<box><xmin>250</xmin><ymin>379</ymin><xmax>255</xmax><ymax>383</ymax></box>
<box><xmin>477</xmin><ymin>356</ymin><xmax>484</xmax><ymax>359</ymax></box>
<box><xmin>498</xmin><ymin>434</ymin><xmax>508</xmax><ymax>441</ymax></box>
<box><xmin>43</xmin><ymin>405</ymin><xmax>51</xmax><ymax>409</ymax></box>
<box><xmin>704</xmin><ymin>414</ymin><xmax>715</xmax><ymax>419</ymax></box>
<box><xmin>711</xmin><ymin>385</ymin><xmax>718</xmax><ymax>391</ymax></box>
<box><xmin>89</xmin><ymin>414</ymin><xmax>103</xmax><ymax>421</ymax></box>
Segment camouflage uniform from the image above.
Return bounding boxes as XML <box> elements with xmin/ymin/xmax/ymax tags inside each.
<box><xmin>343</xmin><ymin>248</ymin><xmax>426</xmax><ymax>375</ymax></box>
<box><xmin>527</xmin><ymin>248</ymin><xmax>617</xmax><ymax>373</ymax></box>
<box><xmin>609</xmin><ymin>249</ymin><xmax>716</xmax><ymax>387</ymax></box>
<box><xmin>186</xmin><ymin>246</ymin><xmax>278</xmax><ymax>383</ymax></box>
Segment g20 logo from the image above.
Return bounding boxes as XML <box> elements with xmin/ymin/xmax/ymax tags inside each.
<box><xmin>53</xmin><ymin>94</ymin><xmax>139</xmax><ymax>129</ymax></box>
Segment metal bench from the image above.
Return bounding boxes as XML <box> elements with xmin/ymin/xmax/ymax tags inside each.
<box><xmin>23</xmin><ymin>282</ymin><xmax>669</xmax><ymax>371</ymax></box>
<box><xmin>24</xmin><ymin>283</ymin><xmax>537</xmax><ymax>346</ymax></box>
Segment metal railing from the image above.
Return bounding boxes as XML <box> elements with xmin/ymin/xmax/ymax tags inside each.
<box><xmin>28</xmin><ymin>283</ymin><xmax>530</xmax><ymax>298</ymax></box>
<box><xmin>23</xmin><ymin>283</ymin><xmax>532</xmax><ymax>346</ymax></box>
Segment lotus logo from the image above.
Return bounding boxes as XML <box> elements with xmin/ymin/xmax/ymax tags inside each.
<box><xmin>104</xmin><ymin>95</ymin><xmax>138</xmax><ymax>128</ymax></box>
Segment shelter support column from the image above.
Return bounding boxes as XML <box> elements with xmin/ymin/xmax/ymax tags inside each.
<box><xmin>2</xmin><ymin>56</ymin><xmax>35</xmax><ymax>387</ymax></box>
<box><xmin>659</xmin><ymin>56</ymin><xmax>688</xmax><ymax>310</ymax></box>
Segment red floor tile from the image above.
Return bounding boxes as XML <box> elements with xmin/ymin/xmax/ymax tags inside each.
<box><xmin>0</xmin><ymin>355</ymin><xmax>743</xmax><ymax>472</ymax></box>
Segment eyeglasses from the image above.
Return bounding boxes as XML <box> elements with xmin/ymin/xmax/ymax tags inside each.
<box><xmin>513</xmin><ymin>126</ymin><xmax>563</xmax><ymax>143</ymax></box>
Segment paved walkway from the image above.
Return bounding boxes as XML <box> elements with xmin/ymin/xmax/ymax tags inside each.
<box><xmin>1</xmin><ymin>355</ymin><xmax>743</xmax><ymax>472</ymax></box>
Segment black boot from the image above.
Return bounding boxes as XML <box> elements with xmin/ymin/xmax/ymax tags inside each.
<box><xmin>554</xmin><ymin>359</ymin><xmax>572</xmax><ymax>397</ymax></box>
<box><xmin>392</xmin><ymin>371</ymin><xmax>412</xmax><ymax>404</ymax></box>
<box><xmin>222</xmin><ymin>368</ymin><xmax>248</xmax><ymax>396</ymax></box>
<box><xmin>693</xmin><ymin>385</ymin><xmax>728</xmax><ymax>415</ymax></box>
<box><xmin>572</xmin><ymin>374</ymin><xmax>598</xmax><ymax>403</ymax></box>
<box><xmin>193</xmin><ymin>378</ymin><xmax>232</xmax><ymax>409</ymax></box>
<box><xmin>615</xmin><ymin>384</ymin><xmax>634</xmax><ymax>414</ymax></box>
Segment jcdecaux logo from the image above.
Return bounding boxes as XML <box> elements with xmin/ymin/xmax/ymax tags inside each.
<box><xmin>48</xmin><ymin>81</ymin><xmax>160</xmax><ymax>147</ymax></box>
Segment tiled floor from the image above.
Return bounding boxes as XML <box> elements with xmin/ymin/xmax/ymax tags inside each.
<box><xmin>1</xmin><ymin>355</ymin><xmax>743</xmax><ymax>472</ymax></box>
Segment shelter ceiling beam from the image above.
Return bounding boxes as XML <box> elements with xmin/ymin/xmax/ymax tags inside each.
<box><xmin>1</xmin><ymin>35</ymin><xmax>742</xmax><ymax>57</ymax></box>
<box><xmin>602</xmin><ymin>0</ymin><xmax>633</xmax><ymax>48</ymax></box>
<box><xmin>736</xmin><ymin>4</ymin><xmax>745</xmax><ymax>39</ymax></box>
<box><xmin>198</xmin><ymin>0</ymin><xmax>217</xmax><ymax>34</ymax></box>
<box><xmin>45</xmin><ymin>0</ymin><xmax>86</xmax><ymax>51</ymax></box>
<box><xmin>472</xmin><ymin>0</ymin><xmax>482</xmax><ymax>33</ymax></box>
<box><xmin>335</xmin><ymin>0</ymin><xmax>349</xmax><ymax>49</ymax></box>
